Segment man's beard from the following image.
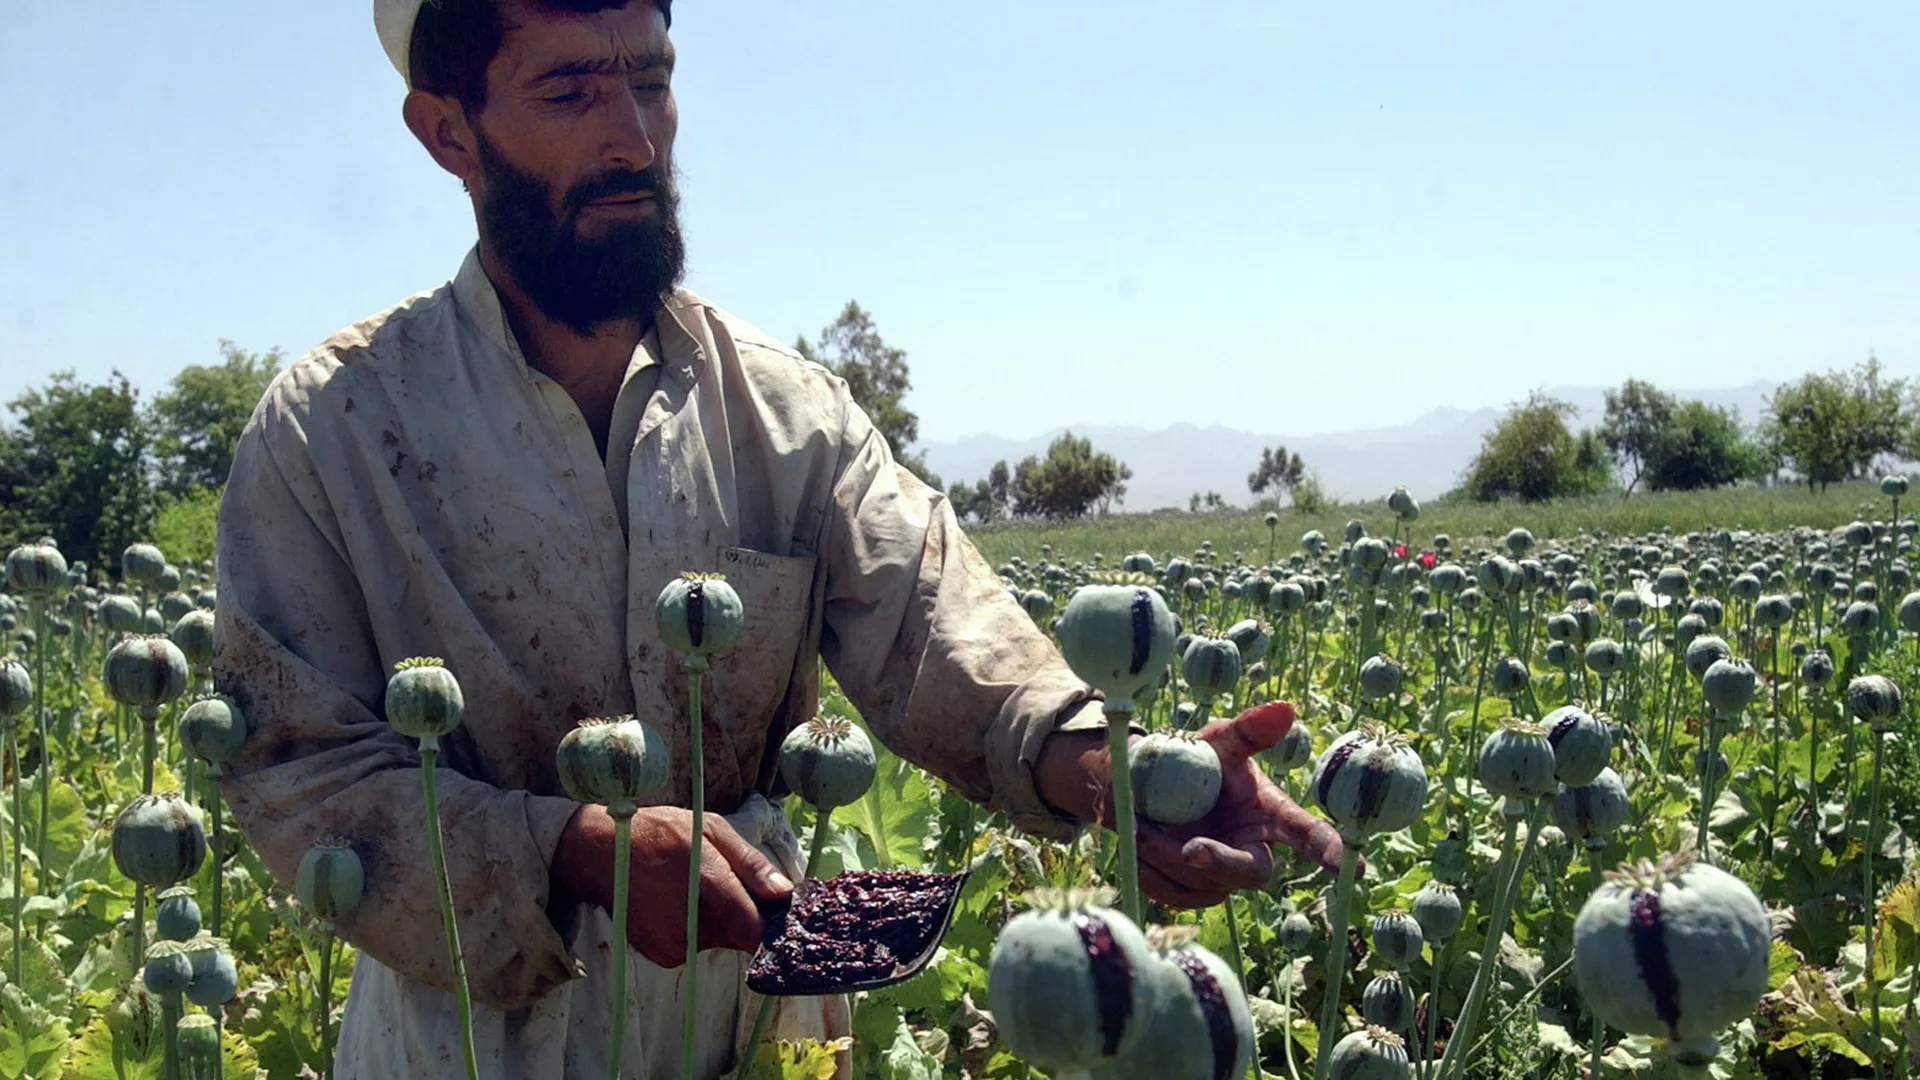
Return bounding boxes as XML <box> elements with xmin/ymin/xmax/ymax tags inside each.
<box><xmin>474</xmin><ymin>127</ymin><xmax>687</xmax><ymax>336</ymax></box>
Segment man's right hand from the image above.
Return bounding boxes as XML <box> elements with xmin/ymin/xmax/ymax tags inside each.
<box><xmin>552</xmin><ymin>804</ymin><xmax>795</xmax><ymax>968</ymax></box>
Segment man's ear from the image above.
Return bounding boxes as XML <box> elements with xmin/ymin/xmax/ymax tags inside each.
<box><xmin>403</xmin><ymin>91</ymin><xmax>480</xmax><ymax>186</ymax></box>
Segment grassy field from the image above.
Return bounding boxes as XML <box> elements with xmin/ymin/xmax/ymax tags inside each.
<box><xmin>966</xmin><ymin>479</ymin><xmax>1901</xmax><ymax>567</ymax></box>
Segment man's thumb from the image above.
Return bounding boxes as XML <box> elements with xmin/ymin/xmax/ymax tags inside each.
<box><xmin>707</xmin><ymin>821</ymin><xmax>794</xmax><ymax>900</ymax></box>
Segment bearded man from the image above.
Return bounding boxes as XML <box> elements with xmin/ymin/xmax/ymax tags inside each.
<box><xmin>212</xmin><ymin>2</ymin><xmax>1346</xmax><ymax>1077</ymax></box>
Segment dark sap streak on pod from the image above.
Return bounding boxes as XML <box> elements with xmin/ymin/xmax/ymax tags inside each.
<box><xmin>1627</xmin><ymin>889</ymin><xmax>1684</xmax><ymax>1035</ymax></box>
<box><xmin>686</xmin><ymin>580</ymin><xmax>706</xmax><ymax>649</ymax></box>
<box><xmin>1316</xmin><ymin>739</ymin><xmax>1359</xmax><ymax>809</ymax></box>
<box><xmin>1547</xmin><ymin>713</ymin><xmax>1580</xmax><ymax>746</ymax></box>
<box><xmin>1075</xmin><ymin>914</ymin><xmax>1135</xmax><ymax>1057</ymax></box>
<box><xmin>1129</xmin><ymin>589</ymin><xmax>1153</xmax><ymax>676</ymax></box>
<box><xmin>1573</xmin><ymin>783</ymin><xmax>1594</xmax><ymax>827</ymax></box>
<box><xmin>1175</xmin><ymin>951</ymin><xmax>1239</xmax><ymax>1080</ymax></box>
<box><xmin>1352</xmin><ymin>746</ymin><xmax>1390</xmax><ymax>822</ymax></box>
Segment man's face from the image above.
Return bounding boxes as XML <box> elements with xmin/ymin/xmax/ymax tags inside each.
<box><xmin>466</xmin><ymin>0</ymin><xmax>683</xmax><ymax>335</ymax></box>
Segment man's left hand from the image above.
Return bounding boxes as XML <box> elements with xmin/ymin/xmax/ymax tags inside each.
<box><xmin>1033</xmin><ymin>700</ymin><xmax>1349</xmax><ymax>909</ymax></box>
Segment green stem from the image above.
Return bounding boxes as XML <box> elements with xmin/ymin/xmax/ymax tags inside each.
<box><xmin>682</xmin><ymin>670</ymin><xmax>706</xmax><ymax>1080</ymax></box>
<box><xmin>1281</xmin><ymin>956</ymin><xmax>1302</xmax><ymax>1080</ymax></box>
<box><xmin>1764</xmin><ymin>634</ymin><xmax>1782</xmax><ymax>860</ymax></box>
<box><xmin>1224</xmin><ymin>892</ymin><xmax>1247</xmax><ymax>992</ymax></box>
<box><xmin>1865</xmin><ymin>727</ymin><xmax>1885</xmax><ymax>1080</ymax></box>
<box><xmin>1435</xmin><ymin>805</ymin><xmax>1532</xmax><ymax>1080</ymax></box>
<box><xmin>209</xmin><ymin>784</ymin><xmax>224</xmax><ymax>938</ymax></box>
<box><xmin>1808</xmin><ymin>688</ymin><xmax>1820</xmax><ymax>841</ymax></box>
<box><xmin>1696</xmin><ymin>713</ymin><xmax>1730</xmax><ymax>864</ymax></box>
<box><xmin>142</xmin><ymin>707</ymin><xmax>158</xmax><ymax>795</ymax></box>
<box><xmin>608</xmin><ymin>810</ymin><xmax>633</xmax><ymax>1080</ymax></box>
<box><xmin>163</xmin><ymin>989</ymin><xmax>183</xmax><ymax>1080</ymax></box>
<box><xmin>420</xmin><ymin>745</ymin><xmax>480</xmax><ymax>1080</ymax></box>
<box><xmin>317</xmin><ymin>930</ymin><xmax>335</xmax><ymax>1079</ymax></box>
<box><xmin>6</xmin><ymin>722</ymin><xmax>20</xmax><ymax>987</ymax></box>
<box><xmin>32</xmin><ymin>604</ymin><xmax>49</xmax><ymax>895</ymax></box>
<box><xmin>1106</xmin><ymin>704</ymin><xmax>1142</xmax><ymax>924</ymax></box>
<box><xmin>1422</xmin><ymin>938</ymin><xmax>1449</xmax><ymax>1080</ymax></box>
<box><xmin>1310</xmin><ymin>841</ymin><xmax>1362</xmax><ymax>1080</ymax></box>
<box><xmin>1589</xmin><ymin>1005</ymin><xmax>1604</xmax><ymax>1080</ymax></box>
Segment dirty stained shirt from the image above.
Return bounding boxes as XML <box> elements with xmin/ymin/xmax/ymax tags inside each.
<box><xmin>213</xmin><ymin>249</ymin><xmax>1104</xmax><ymax>1011</ymax></box>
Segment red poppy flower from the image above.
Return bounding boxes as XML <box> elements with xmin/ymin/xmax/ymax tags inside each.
<box><xmin>1418</xmin><ymin>551</ymin><xmax>1438</xmax><ymax>569</ymax></box>
<box><xmin>1393</xmin><ymin>544</ymin><xmax>1408</xmax><ymax>560</ymax></box>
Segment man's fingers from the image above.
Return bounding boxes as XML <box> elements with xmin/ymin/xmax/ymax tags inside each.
<box><xmin>1137</xmin><ymin>825</ymin><xmax>1271</xmax><ymax>892</ymax></box>
<box><xmin>1138</xmin><ymin>859</ymin><xmax>1228</xmax><ymax>910</ymax></box>
<box><xmin>1202</xmin><ymin>700</ymin><xmax>1295</xmax><ymax>766</ymax></box>
<box><xmin>703</xmin><ymin>814</ymin><xmax>795</xmax><ymax>901</ymax></box>
<box><xmin>1264</xmin><ymin>796</ymin><xmax>1351</xmax><ymax>875</ymax></box>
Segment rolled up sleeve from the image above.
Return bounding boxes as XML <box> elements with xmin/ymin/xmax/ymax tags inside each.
<box><xmin>214</xmin><ymin>395</ymin><xmax>582</xmax><ymax>1010</ymax></box>
<box><xmin>814</xmin><ymin>391</ymin><xmax>1099</xmax><ymax>842</ymax></box>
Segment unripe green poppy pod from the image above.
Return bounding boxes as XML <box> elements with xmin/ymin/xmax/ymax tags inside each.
<box><xmin>98</xmin><ymin>594</ymin><xmax>143</xmax><ymax>634</ymax></box>
<box><xmin>1573</xmin><ymin>851</ymin><xmax>1769</xmax><ymax>1069</ymax></box>
<box><xmin>1753</xmin><ymin>594</ymin><xmax>1793</xmax><ymax>629</ymax></box>
<box><xmin>1361</xmin><ymin>971</ymin><xmax>1414</xmax><ymax>1029</ymax></box>
<box><xmin>1846</xmin><ymin>674</ymin><xmax>1903</xmax><ymax>732</ymax></box>
<box><xmin>557</xmin><ymin>715</ymin><xmax>670</xmax><ymax>815</ymax></box>
<box><xmin>155</xmin><ymin>885</ymin><xmax>202</xmax><ymax>942</ymax></box>
<box><xmin>177</xmin><ymin>1012</ymin><xmax>222</xmax><ymax>1067</ymax></box>
<box><xmin>1223</xmin><ymin>618</ymin><xmax>1271</xmax><ymax>665</ymax></box>
<box><xmin>1057</xmin><ymin>578</ymin><xmax>1177</xmax><ymax>708</ymax></box>
<box><xmin>778</xmin><ymin>715</ymin><xmax>877</xmax><ymax>812</ymax></box>
<box><xmin>1478</xmin><ymin>719</ymin><xmax>1558</xmax><ymax>804</ymax></box>
<box><xmin>1370</xmin><ymin>910</ymin><xmax>1423</xmax><ymax>969</ymax></box>
<box><xmin>5</xmin><ymin>537</ymin><xmax>67</xmax><ymax>595</ymax></box>
<box><xmin>0</xmin><ymin>658</ymin><xmax>30</xmax><ymax>723</ymax></box>
<box><xmin>169</xmin><ymin>608</ymin><xmax>215</xmax><ymax>669</ymax></box>
<box><xmin>1584</xmin><ymin>638</ymin><xmax>1628</xmax><ymax>679</ymax></box>
<box><xmin>1279</xmin><ymin>911</ymin><xmax>1315</xmax><ymax>953</ymax></box>
<box><xmin>1543</xmin><ymin>705</ymin><xmax>1612</xmax><ymax>786</ymax></box>
<box><xmin>184</xmin><ymin>936</ymin><xmax>239</xmax><ymax>1008</ymax></box>
<box><xmin>384</xmin><ymin>657</ymin><xmax>464</xmax><ymax>747</ymax></box>
<box><xmin>1311</xmin><ymin>723</ymin><xmax>1428</xmax><ymax>840</ymax></box>
<box><xmin>987</xmin><ymin>888</ymin><xmax>1159</xmax><ymax>1072</ymax></box>
<box><xmin>1357</xmin><ymin>653</ymin><xmax>1404</xmax><ymax>702</ymax></box>
<box><xmin>1130</xmin><ymin>732</ymin><xmax>1222</xmax><ymax>826</ymax></box>
<box><xmin>1552</xmin><ymin>767</ymin><xmax>1631</xmax><ymax>849</ymax></box>
<box><xmin>102</xmin><ymin>634</ymin><xmax>190</xmax><ymax>712</ymax></box>
<box><xmin>1259</xmin><ymin>720</ymin><xmax>1313</xmax><ymax>773</ymax></box>
<box><xmin>1489</xmin><ymin>655</ymin><xmax>1530</xmax><ymax>697</ymax></box>
<box><xmin>179</xmin><ymin>694</ymin><xmax>247</xmax><ymax>775</ymax></box>
<box><xmin>122</xmin><ymin>543</ymin><xmax>168</xmax><ymax>586</ymax></box>
<box><xmin>142</xmin><ymin>939</ymin><xmax>194</xmax><ymax>995</ymax></box>
<box><xmin>1840</xmin><ymin>600</ymin><xmax>1879</xmax><ymax>635</ymax></box>
<box><xmin>1325</xmin><ymin>1027</ymin><xmax>1410</xmax><ymax>1079</ymax></box>
<box><xmin>1900</xmin><ymin>591</ymin><xmax>1920</xmax><ymax>633</ymax></box>
<box><xmin>1884</xmin><ymin>473</ymin><xmax>1912</xmax><ymax>498</ymax></box>
<box><xmin>112</xmin><ymin>793</ymin><xmax>207</xmax><ymax>888</ymax></box>
<box><xmin>1089</xmin><ymin>927</ymin><xmax>1254</xmax><ymax>1080</ymax></box>
<box><xmin>1700</xmin><ymin>658</ymin><xmax>1758</xmax><ymax>718</ymax></box>
<box><xmin>654</xmin><ymin>572</ymin><xmax>745</xmax><ymax>665</ymax></box>
<box><xmin>1181</xmin><ymin>636</ymin><xmax>1242</xmax><ymax>703</ymax></box>
<box><xmin>1410</xmin><ymin>882</ymin><xmax>1463</xmax><ymax>941</ymax></box>
<box><xmin>1682</xmin><ymin>635</ymin><xmax>1731</xmax><ymax>682</ymax></box>
<box><xmin>1798</xmin><ymin>649</ymin><xmax>1835</xmax><ymax>689</ymax></box>
<box><xmin>296</xmin><ymin>836</ymin><xmax>366</xmax><ymax>930</ymax></box>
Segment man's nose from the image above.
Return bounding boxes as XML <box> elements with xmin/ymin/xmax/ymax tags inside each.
<box><xmin>598</xmin><ymin>95</ymin><xmax>659</xmax><ymax>174</ymax></box>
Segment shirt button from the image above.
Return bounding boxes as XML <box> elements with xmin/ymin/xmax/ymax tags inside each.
<box><xmin>602</xmin><ymin>514</ymin><xmax>618</xmax><ymax>529</ymax></box>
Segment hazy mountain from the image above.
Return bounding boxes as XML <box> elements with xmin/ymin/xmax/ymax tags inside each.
<box><xmin>921</xmin><ymin>381</ymin><xmax>1780</xmax><ymax>512</ymax></box>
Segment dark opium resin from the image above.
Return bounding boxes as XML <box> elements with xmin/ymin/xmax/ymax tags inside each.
<box><xmin>747</xmin><ymin>869</ymin><xmax>966</xmax><ymax>996</ymax></box>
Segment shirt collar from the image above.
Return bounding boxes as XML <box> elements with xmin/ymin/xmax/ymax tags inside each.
<box><xmin>449</xmin><ymin>246</ymin><xmax>703</xmax><ymax>385</ymax></box>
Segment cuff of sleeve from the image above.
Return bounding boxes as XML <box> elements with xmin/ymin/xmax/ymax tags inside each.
<box><xmin>519</xmin><ymin>793</ymin><xmax>591</xmax><ymax>985</ymax></box>
<box><xmin>984</xmin><ymin>670</ymin><xmax>1141</xmax><ymax>843</ymax></box>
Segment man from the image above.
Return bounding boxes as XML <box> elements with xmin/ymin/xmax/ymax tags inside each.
<box><xmin>213</xmin><ymin>1</ymin><xmax>1346</xmax><ymax>1077</ymax></box>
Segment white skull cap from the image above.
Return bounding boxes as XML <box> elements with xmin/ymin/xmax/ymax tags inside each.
<box><xmin>373</xmin><ymin>0</ymin><xmax>427</xmax><ymax>84</ymax></box>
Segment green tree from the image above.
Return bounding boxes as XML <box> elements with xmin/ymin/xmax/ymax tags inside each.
<box><xmin>796</xmin><ymin>302</ymin><xmax>939</xmax><ymax>487</ymax></box>
<box><xmin>1599</xmin><ymin>378</ymin><xmax>1677</xmax><ymax>494</ymax></box>
<box><xmin>1247</xmin><ymin>445</ymin><xmax>1306</xmax><ymax>501</ymax></box>
<box><xmin>1763</xmin><ymin>355</ymin><xmax>1910</xmax><ymax>492</ymax></box>
<box><xmin>150</xmin><ymin>340</ymin><xmax>283</xmax><ymax>494</ymax></box>
<box><xmin>0</xmin><ymin>371</ymin><xmax>154</xmax><ymax>569</ymax></box>
<box><xmin>1644</xmin><ymin>401</ymin><xmax>1762</xmax><ymax>492</ymax></box>
<box><xmin>1463</xmin><ymin>391</ymin><xmax>1611</xmax><ymax>503</ymax></box>
<box><xmin>947</xmin><ymin>460</ymin><xmax>1013</xmax><ymax>524</ymax></box>
<box><xmin>1007</xmin><ymin>432</ymin><xmax>1132</xmax><ymax>519</ymax></box>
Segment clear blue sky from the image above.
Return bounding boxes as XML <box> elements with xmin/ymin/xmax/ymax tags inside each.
<box><xmin>2</xmin><ymin>2</ymin><xmax>1915</xmax><ymax>447</ymax></box>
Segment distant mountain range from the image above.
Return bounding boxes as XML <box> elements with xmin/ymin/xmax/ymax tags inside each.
<box><xmin>919</xmin><ymin>382</ymin><xmax>1781</xmax><ymax>512</ymax></box>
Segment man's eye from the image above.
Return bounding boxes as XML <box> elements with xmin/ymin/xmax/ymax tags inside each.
<box><xmin>632</xmin><ymin>82</ymin><xmax>669</xmax><ymax>96</ymax></box>
<box><xmin>546</xmin><ymin>91</ymin><xmax>585</xmax><ymax>105</ymax></box>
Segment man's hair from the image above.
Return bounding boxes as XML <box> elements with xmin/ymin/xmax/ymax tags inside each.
<box><xmin>410</xmin><ymin>0</ymin><xmax>673</xmax><ymax>108</ymax></box>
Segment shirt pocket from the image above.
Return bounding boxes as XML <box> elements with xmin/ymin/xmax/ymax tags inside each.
<box><xmin>704</xmin><ymin>546</ymin><xmax>818</xmax><ymax>731</ymax></box>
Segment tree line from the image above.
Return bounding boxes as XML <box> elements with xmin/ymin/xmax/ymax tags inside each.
<box><xmin>1461</xmin><ymin>356</ymin><xmax>1919</xmax><ymax>503</ymax></box>
<box><xmin>0</xmin><ymin>342</ymin><xmax>282</xmax><ymax>570</ymax></box>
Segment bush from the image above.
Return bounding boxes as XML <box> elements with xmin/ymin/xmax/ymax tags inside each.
<box><xmin>1462</xmin><ymin>392</ymin><xmax>1611</xmax><ymax>503</ymax></box>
